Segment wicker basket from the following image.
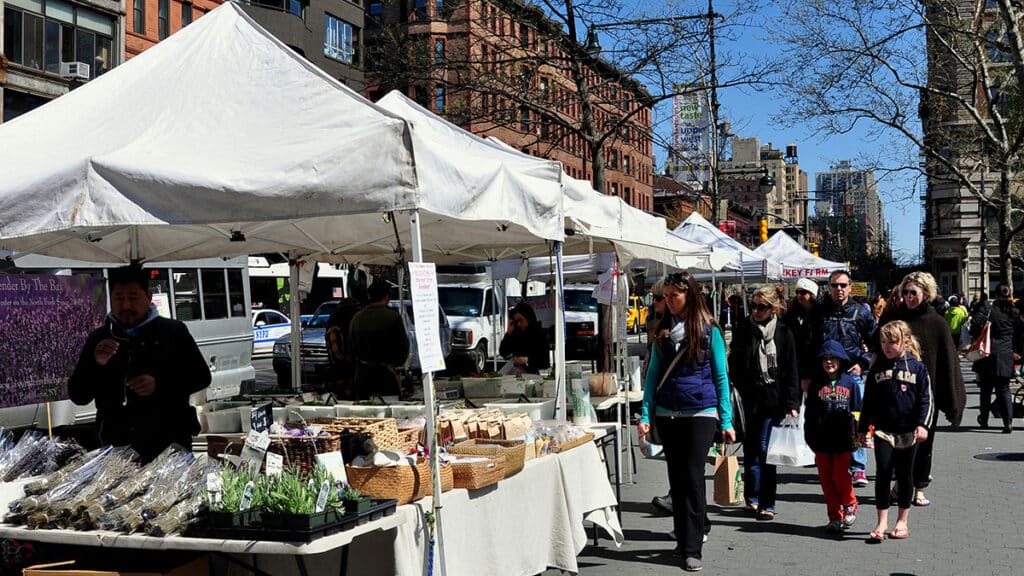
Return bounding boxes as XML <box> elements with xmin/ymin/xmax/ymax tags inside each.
<box><xmin>300</xmin><ymin>417</ymin><xmax>401</xmax><ymax>451</ymax></box>
<box><xmin>434</xmin><ymin>461</ymin><xmax>455</xmax><ymax>493</ymax></box>
<box><xmin>449</xmin><ymin>439</ymin><xmax>527</xmax><ymax>478</ymax></box>
<box><xmin>268</xmin><ymin>434</ymin><xmax>341</xmax><ymax>476</ymax></box>
<box><xmin>449</xmin><ymin>457</ymin><xmax>504</xmax><ymax>490</ymax></box>
<box><xmin>346</xmin><ymin>457</ymin><xmax>432</xmax><ymax>505</ymax></box>
<box><xmin>552</xmin><ymin>432</ymin><xmax>594</xmax><ymax>454</ymax></box>
<box><xmin>397</xmin><ymin>426</ymin><xmax>420</xmax><ymax>454</ymax></box>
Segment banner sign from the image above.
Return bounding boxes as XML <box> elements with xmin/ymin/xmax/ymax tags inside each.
<box><xmin>0</xmin><ymin>274</ymin><xmax>106</xmax><ymax>408</ymax></box>
<box><xmin>781</xmin><ymin>267</ymin><xmax>836</xmax><ymax>280</ymax></box>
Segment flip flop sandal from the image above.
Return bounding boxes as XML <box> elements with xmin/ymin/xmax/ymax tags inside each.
<box><xmin>756</xmin><ymin>509</ymin><xmax>775</xmax><ymax>521</ymax></box>
<box><xmin>867</xmin><ymin>530</ymin><xmax>886</xmax><ymax>543</ymax></box>
<box><xmin>912</xmin><ymin>495</ymin><xmax>931</xmax><ymax>507</ymax></box>
<box><xmin>889</xmin><ymin>527</ymin><xmax>909</xmax><ymax>539</ymax></box>
<box><xmin>744</xmin><ymin>503</ymin><xmax>759</xmax><ymax>513</ymax></box>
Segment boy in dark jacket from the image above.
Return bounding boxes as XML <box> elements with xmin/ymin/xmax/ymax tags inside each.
<box><xmin>805</xmin><ymin>340</ymin><xmax>860</xmax><ymax>533</ymax></box>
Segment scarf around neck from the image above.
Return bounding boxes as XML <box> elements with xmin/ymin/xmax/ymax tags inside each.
<box><xmin>752</xmin><ymin>315</ymin><xmax>778</xmax><ymax>386</ymax></box>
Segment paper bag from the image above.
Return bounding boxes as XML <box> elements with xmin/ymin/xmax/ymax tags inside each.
<box><xmin>713</xmin><ymin>455</ymin><xmax>743</xmax><ymax>506</ymax></box>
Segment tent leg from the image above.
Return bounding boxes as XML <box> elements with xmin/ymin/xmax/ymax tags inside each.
<box><xmin>289</xmin><ymin>257</ymin><xmax>302</xmax><ymax>392</ymax></box>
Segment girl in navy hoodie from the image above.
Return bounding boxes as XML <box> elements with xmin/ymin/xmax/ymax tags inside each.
<box><xmin>859</xmin><ymin>321</ymin><xmax>933</xmax><ymax>543</ymax></box>
<box><xmin>804</xmin><ymin>340</ymin><xmax>860</xmax><ymax>534</ymax></box>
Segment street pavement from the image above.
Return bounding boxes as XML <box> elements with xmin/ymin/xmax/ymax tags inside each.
<box><xmin>544</xmin><ymin>358</ymin><xmax>1024</xmax><ymax>575</ymax></box>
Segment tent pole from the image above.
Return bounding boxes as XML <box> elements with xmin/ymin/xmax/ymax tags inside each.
<box><xmin>409</xmin><ymin>210</ymin><xmax>446</xmax><ymax>576</ymax></box>
<box><xmin>490</xmin><ymin>263</ymin><xmax>499</xmax><ymax>373</ymax></box>
<box><xmin>553</xmin><ymin>242</ymin><xmax>566</xmax><ymax>421</ymax></box>
<box><xmin>289</xmin><ymin>257</ymin><xmax>302</xmax><ymax>392</ymax></box>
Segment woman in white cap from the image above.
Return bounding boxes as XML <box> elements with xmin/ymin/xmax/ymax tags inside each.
<box><xmin>782</xmin><ymin>278</ymin><xmax>823</xmax><ymax>390</ymax></box>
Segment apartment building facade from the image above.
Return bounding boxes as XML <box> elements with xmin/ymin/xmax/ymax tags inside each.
<box><xmin>718</xmin><ymin>137</ymin><xmax>808</xmax><ymax>240</ymax></box>
<box><xmin>364</xmin><ymin>0</ymin><xmax>655</xmax><ymax>211</ymax></box>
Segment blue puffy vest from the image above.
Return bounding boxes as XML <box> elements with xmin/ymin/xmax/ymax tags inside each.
<box><xmin>655</xmin><ymin>326</ymin><xmax>717</xmax><ymax>412</ymax></box>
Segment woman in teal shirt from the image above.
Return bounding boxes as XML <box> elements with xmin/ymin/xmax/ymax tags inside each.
<box><xmin>638</xmin><ymin>272</ymin><xmax>735</xmax><ymax>573</ymax></box>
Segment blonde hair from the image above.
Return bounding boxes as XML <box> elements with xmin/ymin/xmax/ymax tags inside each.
<box><xmin>879</xmin><ymin>320</ymin><xmax>922</xmax><ymax>360</ymax></box>
<box><xmin>651</xmin><ymin>279</ymin><xmax>665</xmax><ymax>297</ymax></box>
<box><xmin>900</xmin><ymin>271</ymin><xmax>938</xmax><ymax>304</ymax></box>
<box><xmin>752</xmin><ymin>285</ymin><xmax>784</xmax><ymax>316</ymax></box>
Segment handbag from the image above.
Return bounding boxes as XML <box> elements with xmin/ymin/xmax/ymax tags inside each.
<box><xmin>966</xmin><ymin>321</ymin><xmax>992</xmax><ymax>362</ymax></box>
<box><xmin>765</xmin><ymin>406</ymin><xmax>816</xmax><ymax>467</ymax></box>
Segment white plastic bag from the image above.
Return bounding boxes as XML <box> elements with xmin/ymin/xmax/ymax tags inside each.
<box><xmin>765</xmin><ymin>413</ymin><xmax>815</xmax><ymax>467</ymax></box>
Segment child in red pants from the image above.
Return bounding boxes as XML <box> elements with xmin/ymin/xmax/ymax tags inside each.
<box><xmin>804</xmin><ymin>340</ymin><xmax>860</xmax><ymax>533</ymax></box>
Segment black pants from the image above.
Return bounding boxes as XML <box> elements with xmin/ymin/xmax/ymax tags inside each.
<box><xmin>979</xmin><ymin>375</ymin><xmax>1013</xmax><ymax>427</ymax></box>
<box><xmin>912</xmin><ymin>422</ymin><xmax>935</xmax><ymax>490</ymax></box>
<box><xmin>874</xmin><ymin>439</ymin><xmax>918</xmax><ymax>509</ymax></box>
<box><xmin>656</xmin><ymin>415</ymin><xmax>717</xmax><ymax>559</ymax></box>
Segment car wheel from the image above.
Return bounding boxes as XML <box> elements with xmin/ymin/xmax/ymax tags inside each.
<box><xmin>276</xmin><ymin>370</ymin><xmax>291</xmax><ymax>389</ymax></box>
<box><xmin>472</xmin><ymin>342</ymin><xmax>487</xmax><ymax>373</ymax></box>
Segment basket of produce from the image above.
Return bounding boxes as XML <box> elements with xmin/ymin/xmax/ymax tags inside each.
<box><xmin>449</xmin><ymin>439</ymin><xmax>527</xmax><ymax>478</ymax></box>
<box><xmin>268</xmin><ymin>433</ymin><xmax>341</xmax><ymax>477</ymax></box>
<box><xmin>448</xmin><ymin>456</ymin><xmax>504</xmax><ymax>490</ymax></box>
<box><xmin>300</xmin><ymin>417</ymin><xmax>400</xmax><ymax>452</ymax></box>
<box><xmin>346</xmin><ymin>456</ymin><xmax>432</xmax><ymax>505</ymax></box>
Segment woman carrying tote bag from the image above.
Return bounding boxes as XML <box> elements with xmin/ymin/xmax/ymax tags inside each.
<box><xmin>638</xmin><ymin>272</ymin><xmax>735</xmax><ymax>573</ymax></box>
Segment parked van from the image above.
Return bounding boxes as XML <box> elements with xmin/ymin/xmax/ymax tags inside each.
<box><xmin>517</xmin><ymin>283</ymin><xmax>600</xmax><ymax>360</ymax></box>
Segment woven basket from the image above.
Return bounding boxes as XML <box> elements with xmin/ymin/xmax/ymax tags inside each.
<box><xmin>449</xmin><ymin>439</ymin><xmax>527</xmax><ymax>478</ymax></box>
<box><xmin>268</xmin><ymin>434</ymin><xmax>341</xmax><ymax>476</ymax></box>
<box><xmin>300</xmin><ymin>417</ymin><xmax>400</xmax><ymax>451</ymax></box>
<box><xmin>450</xmin><ymin>457</ymin><xmax>504</xmax><ymax>490</ymax></box>
<box><xmin>397</xmin><ymin>426</ymin><xmax>420</xmax><ymax>454</ymax></box>
<box><xmin>552</xmin><ymin>432</ymin><xmax>594</xmax><ymax>454</ymax></box>
<box><xmin>434</xmin><ymin>461</ymin><xmax>455</xmax><ymax>493</ymax></box>
<box><xmin>346</xmin><ymin>457</ymin><xmax>432</xmax><ymax>505</ymax></box>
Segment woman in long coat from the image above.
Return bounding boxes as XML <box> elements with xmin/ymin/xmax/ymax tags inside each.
<box><xmin>970</xmin><ymin>283</ymin><xmax>1023</xmax><ymax>434</ymax></box>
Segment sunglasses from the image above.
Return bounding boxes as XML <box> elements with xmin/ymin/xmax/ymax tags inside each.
<box><xmin>752</xmin><ymin>302</ymin><xmax>772</xmax><ymax>312</ymax></box>
<box><xmin>796</xmin><ymin>290</ymin><xmax>812</xmax><ymax>296</ymax></box>
<box><xmin>829</xmin><ymin>282</ymin><xmax>849</xmax><ymax>289</ymax></box>
<box><xmin>652</xmin><ymin>295</ymin><xmax>665</xmax><ymax>302</ymax></box>
<box><xmin>902</xmin><ymin>289</ymin><xmax>919</xmax><ymax>296</ymax></box>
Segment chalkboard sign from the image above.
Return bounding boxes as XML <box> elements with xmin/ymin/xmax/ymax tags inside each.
<box><xmin>250</xmin><ymin>402</ymin><xmax>273</xmax><ymax>433</ymax></box>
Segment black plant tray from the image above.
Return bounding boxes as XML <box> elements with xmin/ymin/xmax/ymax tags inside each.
<box><xmin>195</xmin><ymin>499</ymin><xmax>398</xmax><ymax>542</ymax></box>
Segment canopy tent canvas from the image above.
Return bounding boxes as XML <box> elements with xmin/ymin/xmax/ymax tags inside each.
<box><xmin>753</xmin><ymin>231</ymin><xmax>847</xmax><ymax>280</ymax></box>
<box><xmin>670</xmin><ymin>212</ymin><xmax>782</xmax><ymax>283</ymax></box>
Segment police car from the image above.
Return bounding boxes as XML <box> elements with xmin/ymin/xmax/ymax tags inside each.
<box><xmin>251</xmin><ymin>309</ymin><xmax>291</xmax><ymax>357</ymax></box>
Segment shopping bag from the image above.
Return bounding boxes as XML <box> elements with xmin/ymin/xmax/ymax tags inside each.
<box><xmin>966</xmin><ymin>321</ymin><xmax>992</xmax><ymax>362</ymax></box>
<box><xmin>765</xmin><ymin>417</ymin><xmax>816</xmax><ymax>467</ymax></box>
<box><xmin>713</xmin><ymin>454</ymin><xmax>743</xmax><ymax>506</ymax></box>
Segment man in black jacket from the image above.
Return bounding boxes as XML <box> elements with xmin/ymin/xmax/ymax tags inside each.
<box><xmin>69</xmin><ymin>266</ymin><xmax>211</xmax><ymax>463</ymax></box>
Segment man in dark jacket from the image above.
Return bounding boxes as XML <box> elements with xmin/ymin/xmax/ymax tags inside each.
<box><xmin>69</xmin><ymin>266</ymin><xmax>211</xmax><ymax>463</ymax></box>
<box><xmin>349</xmin><ymin>281</ymin><xmax>409</xmax><ymax>399</ymax></box>
<box><xmin>814</xmin><ymin>270</ymin><xmax>877</xmax><ymax>488</ymax></box>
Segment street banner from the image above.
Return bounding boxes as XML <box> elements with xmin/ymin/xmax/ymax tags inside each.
<box><xmin>0</xmin><ymin>274</ymin><xmax>106</xmax><ymax>408</ymax></box>
<box><xmin>408</xmin><ymin>262</ymin><xmax>446</xmax><ymax>374</ymax></box>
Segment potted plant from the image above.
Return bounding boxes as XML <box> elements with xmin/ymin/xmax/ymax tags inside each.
<box><xmin>340</xmin><ymin>484</ymin><xmax>372</xmax><ymax>514</ymax></box>
<box><xmin>204</xmin><ymin>465</ymin><xmax>259</xmax><ymax>528</ymax></box>
<box><xmin>259</xmin><ymin>465</ymin><xmax>345</xmax><ymax>531</ymax></box>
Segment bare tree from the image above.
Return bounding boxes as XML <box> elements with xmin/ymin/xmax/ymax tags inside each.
<box><xmin>367</xmin><ymin>0</ymin><xmax>773</xmax><ymax>196</ymax></box>
<box><xmin>779</xmin><ymin>0</ymin><xmax>1024</xmax><ymax>289</ymax></box>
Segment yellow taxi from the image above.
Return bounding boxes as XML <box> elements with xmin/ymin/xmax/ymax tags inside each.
<box><xmin>626</xmin><ymin>295</ymin><xmax>648</xmax><ymax>334</ymax></box>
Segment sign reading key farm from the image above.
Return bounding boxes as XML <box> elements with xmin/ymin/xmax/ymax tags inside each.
<box><xmin>0</xmin><ymin>274</ymin><xmax>106</xmax><ymax>408</ymax></box>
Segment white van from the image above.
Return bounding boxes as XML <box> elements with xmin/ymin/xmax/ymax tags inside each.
<box><xmin>438</xmin><ymin>282</ymin><xmax>504</xmax><ymax>372</ymax></box>
<box><xmin>0</xmin><ymin>255</ymin><xmax>256</xmax><ymax>431</ymax></box>
<box><xmin>516</xmin><ymin>283</ymin><xmax>600</xmax><ymax>360</ymax></box>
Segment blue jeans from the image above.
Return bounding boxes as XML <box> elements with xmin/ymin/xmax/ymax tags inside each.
<box><xmin>849</xmin><ymin>373</ymin><xmax>867</xmax><ymax>473</ymax></box>
<box><xmin>742</xmin><ymin>415</ymin><xmax>778</xmax><ymax>511</ymax></box>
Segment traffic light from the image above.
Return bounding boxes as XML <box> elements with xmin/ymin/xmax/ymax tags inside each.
<box><xmin>759</xmin><ymin>219</ymin><xmax>769</xmax><ymax>243</ymax></box>
<box><xmin>809</xmin><ymin>242</ymin><xmax>819</xmax><ymax>257</ymax></box>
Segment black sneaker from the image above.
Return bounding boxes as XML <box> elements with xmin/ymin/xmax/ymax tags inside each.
<box><xmin>652</xmin><ymin>494</ymin><xmax>673</xmax><ymax>514</ymax></box>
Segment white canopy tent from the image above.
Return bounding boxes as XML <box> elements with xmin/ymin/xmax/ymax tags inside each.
<box><xmin>753</xmin><ymin>231</ymin><xmax>848</xmax><ymax>280</ymax></box>
<box><xmin>0</xmin><ymin>5</ymin><xmax>571</xmax><ymax>572</ymax></box>
<box><xmin>670</xmin><ymin>212</ymin><xmax>782</xmax><ymax>283</ymax></box>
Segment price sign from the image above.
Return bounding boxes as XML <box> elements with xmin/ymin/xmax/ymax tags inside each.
<box><xmin>249</xmin><ymin>403</ymin><xmax>273</xmax><ymax>433</ymax></box>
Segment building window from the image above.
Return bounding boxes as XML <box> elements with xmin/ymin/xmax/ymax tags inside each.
<box><xmin>4</xmin><ymin>2</ymin><xmax>114</xmax><ymax>79</ymax></box>
<box><xmin>434</xmin><ymin>38</ymin><xmax>445</xmax><ymax>63</ymax></box>
<box><xmin>181</xmin><ymin>2</ymin><xmax>193</xmax><ymax>26</ymax></box>
<box><xmin>415</xmin><ymin>0</ymin><xmax>427</xmax><ymax>20</ymax></box>
<box><xmin>324</xmin><ymin>14</ymin><xmax>359</xmax><ymax>64</ymax></box>
<box><xmin>287</xmin><ymin>0</ymin><xmax>305</xmax><ymax>17</ymax></box>
<box><xmin>133</xmin><ymin>0</ymin><xmax>145</xmax><ymax>34</ymax></box>
<box><xmin>158</xmin><ymin>0</ymin><xmax>169</xmax><ymax>39</ymax></box>
<box><xmin>369</xmin><ymin>1</ymin><xmax>382</xmax><ymax>18</ymax></box>
<box><xmin>436</xmin><ymin>85</ymin><xmax>445</xmax><ymax>112</ymax></box>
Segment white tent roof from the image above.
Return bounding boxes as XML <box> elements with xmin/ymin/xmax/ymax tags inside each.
<box><xmin>671</xmin><ymin>212</ymin><xmax>782</xmax><ymax>282</ymax></box>
<box><xmin>753</xmin><ymin>231</ymin><xmax>847</xmax><ymax>280</ymax></box>
<box><xmin>0</xmin><ymin>4</ymin><xmax>563</xmax><ymax>264</ymax></box>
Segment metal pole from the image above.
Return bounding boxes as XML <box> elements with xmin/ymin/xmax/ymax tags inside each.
<box><xmin>408</xmin><ymin>210</ymin><xmax>446</xmax><ymax>576</ymax></box>
<box><xmin>708</xmin><ymin>0</ymin><xmax>720</xmax><ymax>227</ymax></box>
<box><xmin>289</xmin><ymin>257</ymin><xmax>302</xmax><ymax>392</ymax></box>
<box><xmin>554</xmin><ymin>242</ymin><xmax>567</xmax><ymax>421</ymax></box>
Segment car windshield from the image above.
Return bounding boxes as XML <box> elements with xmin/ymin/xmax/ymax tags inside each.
<box><xmin>307</xmin><ymin>302</ymin><xmax>337</xmax><ymax>328</ymax></box>
<box><xmin>438</xmin><ymin>287</ymin><xmax>483</xmax><ymax>317</ymax></box>
<box><xmin>565</xmin><ymin>290</ymin><xmax>598</xmax><ymax>313</ymax></box>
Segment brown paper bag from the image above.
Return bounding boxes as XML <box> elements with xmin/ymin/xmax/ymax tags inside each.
<box><xmin>713</xmin><ymin>455</ymin><xmax>743</xmax><ymax>506</ymax></box>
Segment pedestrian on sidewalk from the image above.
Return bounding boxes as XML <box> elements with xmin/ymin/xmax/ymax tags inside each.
<box><xmin>804</xmin><ymin>340</ymin><xmax>860</xmax><ymax>533</ymax></box>
<box><xmin>859</xmin><ymin>321</ymin><xmax>932</xmax><ymax>543</ymax></box>
<box><xmin>638</xmin><ymin>271</ymin><xmax>736</xmax><ymax>572</ymax></box>
<box><xmin>970</xmin><ymin>283</ymin><xmax>1022</xmax><ymax>434</ymax></box>
<box><xmin>879</xmin><ymin>272</ymin><xmax>965</xmax><ymax>507</ymax></box>
<box><xmin>728</xmin><ymin>286</ymin><xmax>800</xmax><ymax>520</ymax></box>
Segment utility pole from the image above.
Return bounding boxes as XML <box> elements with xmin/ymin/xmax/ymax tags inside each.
<box><xmin>707</xmin><ymin>0</ymin><xmax>721</xmax><ymax>226</ymax></box>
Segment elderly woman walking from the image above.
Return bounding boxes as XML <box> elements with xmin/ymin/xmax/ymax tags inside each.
<box><xmin>639</xmin><ymin>272</ymin><xmax>735</xmax><ymax>572</ymax></box>
<box><xmin>728</xmin><ymin>286</ymin><xmax>800</xmax><ymax>520</ymax></box>
<box><xmin>879</xmin><ymin>271</ymin><xmax>965</xmax><ymax>507</ymax></box>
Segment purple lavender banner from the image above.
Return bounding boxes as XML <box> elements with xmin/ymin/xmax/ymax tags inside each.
<box><xmin>0</xmin><ymin>274</ymin><xmax>106</xmax><ymax>408</ymax></box>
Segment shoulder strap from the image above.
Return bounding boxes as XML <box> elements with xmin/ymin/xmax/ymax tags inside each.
<box><xmin>656</xmin><ymin>343</ymin><xmax>689</xmax><ymax>395</ymax></box>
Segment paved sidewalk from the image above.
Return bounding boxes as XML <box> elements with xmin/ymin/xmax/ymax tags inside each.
<box><xmin>546</xmin><ymin>359</ymin><xmax>1024</xmax><ymax>575</ymax></box>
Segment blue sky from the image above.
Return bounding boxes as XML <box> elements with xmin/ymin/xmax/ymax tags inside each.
<box><xmin>632</xmin><ymin>1</ymin><xmax>924</xmax><ymax>262</ymax></box>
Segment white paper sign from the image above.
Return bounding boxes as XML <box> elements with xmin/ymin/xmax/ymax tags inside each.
<box><xmin>265</xmin><ymin>452</ymin><xmax>284</xmax><ymax>477</ymax></box>
<box><xmin>407</xmin><ymin>262</ymin><xmax>446</xmax><ymax>373</ymax></box>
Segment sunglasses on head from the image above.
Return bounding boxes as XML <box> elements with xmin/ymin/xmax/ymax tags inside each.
<box><xmin>829</xmin><ymin>282</ymin><xmax>849</xmax><ymax>289</ymax></box>
<box><xmin>902</xmin><ymin>289</ymin><xmax>919</xmax><ymax>297</ymax></box>
<box><xmin>752</xmin><ymin>302</ymin><xmax>772</xmax><ymax>312</ymax></box>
